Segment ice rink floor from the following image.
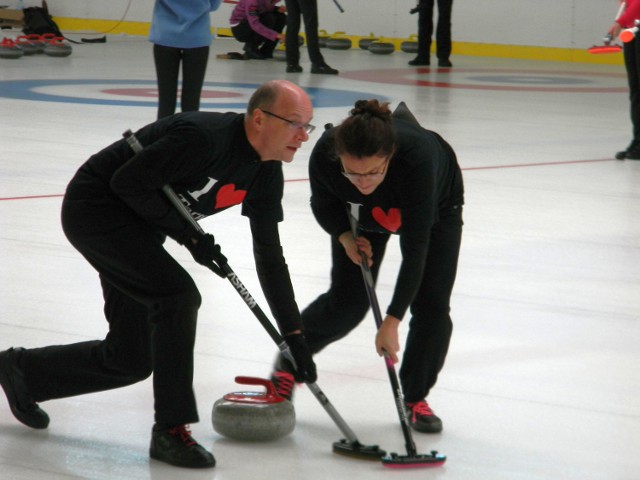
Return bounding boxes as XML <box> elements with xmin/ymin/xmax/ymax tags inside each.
<box><xmin>1</xmin><ymin>35</ymin><xmax>639</xmax><ymax>480</ymax></box>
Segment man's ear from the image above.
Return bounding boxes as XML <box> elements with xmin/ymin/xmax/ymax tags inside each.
<box><xmin>252</xmin><ymin>108</ymin><xmax>265</xmax><ymax>130</ymax></box>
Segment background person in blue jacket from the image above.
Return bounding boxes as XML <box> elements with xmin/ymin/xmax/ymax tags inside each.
<box><xmin>149</xmin><ymin>0</ymin><xmax>221</xmax><ymax>119</ymax></box>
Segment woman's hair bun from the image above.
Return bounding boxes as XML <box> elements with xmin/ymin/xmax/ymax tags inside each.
<box><xmin>350</xmin><ymin>99</ymin><xmax>392</xmax><ymax>121</ymax></box>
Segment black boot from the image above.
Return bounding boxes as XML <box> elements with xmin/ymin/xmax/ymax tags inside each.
<box><xmin>150</xmin><ymin>424</ymin><xmax>215</xmax><ymax>468</ymax></box>
<box><xmin>243</xmin><ymin>43</ymin><xmax>266</xmax><ymax>60</ymax></box>
<box><xmin>311</xmin><ymin>63</ymin><xmax>338</xmax><ymax>75</ymax></box>
<box><xmin>0</xmin><ymin>347</ymin><xmax>49</xmax><ymax>429</ymax></box>
<box><xmin>258</xmin><ymin>42</ymin><xmax>276</xmax><ymax>59</ymax></box>
<box><xmin>409</xmin><ymin>56</ymin><xmax>430</xmax><ymax>66</ymax></box>
<box><xmin>286</xmin><ymin>64</ymin><xmax>303</xmax><ymax>73</ymax></box>
<box><xmin>616</xmin><ymin>139</ymin><xmax>639</xmax><ymax>160</ymax></box>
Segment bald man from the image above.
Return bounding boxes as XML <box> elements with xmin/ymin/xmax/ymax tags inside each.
<box><xmin>0</xmin><ymin>80</ymin><xmax>316</xmax><ymax>469</ymax></box>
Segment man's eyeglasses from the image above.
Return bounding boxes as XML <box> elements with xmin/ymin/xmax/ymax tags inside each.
<box><xmin>340</xmin><ymin>155</ymin><xmax>390</xmax><ymax>180</ymax></box>
<box><xmin>260</xmin><ymin>109</ymin><xmax>316</xmax><ymax>134</ymax></box>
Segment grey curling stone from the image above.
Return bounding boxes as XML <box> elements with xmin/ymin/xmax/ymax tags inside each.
<box><xmin>400</xmin><ymin>40</ymin><xmax>418</xmax><ymax>53</ymax></box>
<box><xmin>326</xmin><ymin>37</ymin><xmax>352</xmax><ymax>50</ymax></box>
<box><xmin>212</xmin><ymin>376</ymin><xmax>295</xmax><ymax>441</ymax></box>
<box><xmin>14</xmin><ymin>36</ymin><xmax>39</xmax><ymax>55</ymax></box>
<box><xmin>318</xmin><ymin>29</ymin><xmax>329</xmax><ymax>48</ymax></box>
<box><xmin>273</xmin><ymin>48</ymin><xmax>287</xmax><ymax>61</ymax></box>
<box><xmin>44</xmin><ymin>37</ymin><xmax>72</xmax><ymax>57</ymax></box>
<box><xmin>23</xmin><ymin>34</ymin><xmax>45</xmax><ymax>53</ymax></box>
<box><xmin>358</xmin><ymin>35</ymin><xmax>378</xmax><ymax>50</ymax></box>
<box><xmin>0</xmin><ymin>39</ymin><xmax>24</xmax><ymax>59</ymax></box>
<box><xmin>368</xmin><ymin>41</ymin><xmax>395</xmax><ymax>55</ymax></box>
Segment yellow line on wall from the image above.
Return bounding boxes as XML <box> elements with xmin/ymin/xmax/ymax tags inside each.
<box><xmin>54</xmin><ymin>17</ymin><xmax>623</xmax><ymax>66</ymax></box>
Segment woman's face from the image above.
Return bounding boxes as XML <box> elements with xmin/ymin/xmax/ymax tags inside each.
<box><xmin>339</xmin><ymin>152</ymin><xmax>390</xmax><ymax>195</ymax></box>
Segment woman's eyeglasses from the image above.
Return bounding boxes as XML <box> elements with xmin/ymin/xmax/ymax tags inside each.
<box><xmin>260</xmin><ymin>109</ymin><xmax>316</xmax><ymax>134</ymax></box>
<box><xmin>340</xmin><ymin>155</ymin><xmax>390</xmax><ymax>180</ymax></box>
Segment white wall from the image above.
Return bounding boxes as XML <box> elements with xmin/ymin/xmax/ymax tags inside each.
<box><xmin>14</xmin><ymin>0</ymin><xmax>620</xmax><ymax>49</ymax></box>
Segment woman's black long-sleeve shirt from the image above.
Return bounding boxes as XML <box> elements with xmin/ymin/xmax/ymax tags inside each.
<box><xmin>308</xmin><ymin>117</ymin><xmax>464</xmax><ymax>320</ymax></box>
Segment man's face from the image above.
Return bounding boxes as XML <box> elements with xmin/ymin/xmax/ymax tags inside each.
<box><xmin>255</xmin><ymin>89</ymin><xmax>314</xmax><ymax>163</ymax></box>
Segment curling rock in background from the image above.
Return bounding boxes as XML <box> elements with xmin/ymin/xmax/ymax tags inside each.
<box><xmin>359</xmin><ymin>34</ymin><xmax>379</xmax><ymax>50</ymax></box>
<box><xmin>327</xmin><ymin>37</ymin><xmax>352</xmax><ymax>50</ymax></box>
<box><xmin>318</xmin><ymin>29</ymin><xmax>329</xmax><ymax>48</ymax></box>
<box><xmin>44</xmin><ymin>37</ymin><xmax>72</xmax><ymax>57</ymax></box>
<box><xmin>14</xmin><ymin>36</ymin><xmax>39</xmax><ymax>55</ymax></box>
<box><xmin>23</xmin><ymin>34</ymin><xmax>45</xmax><ymax>53</ymax></box>
<box><xmin>212</xmin><ymin>377</ymin><xmax>295</xmax><ymax>441</ymax></box>
<box><xmin>368</xmin><ymin>41</ymin><xmax>395</xmax><ymax>55</ymax></box>
<box><xmin>400</xmin><ymin>40</ymin><xmax>418</xmax><ymax>53</ymax></box>
<box><xmin>0</xmin><ymin>38</ymin><xmax>24</xmax><ymax>59</ymax></box>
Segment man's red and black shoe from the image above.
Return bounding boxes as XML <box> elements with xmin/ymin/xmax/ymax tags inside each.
<box><xmin>150</xmin><ymin>424</ymin><xmax>215</xmax><ymax>468</ymax></box>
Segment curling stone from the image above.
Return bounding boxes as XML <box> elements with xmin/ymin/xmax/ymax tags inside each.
<box><xmin>368</xmin><ymin>41</ymin><xmax>395</xmax><ymax>55</ymax></box>
<box><xmin>0</xmin><ymin>38</ymin><xmax>24</xmax><ymax>59</ymax></box>
<box><xmin>401</xmin><ymin>34</ymin><xmax>419</xmax><ymax>53</ymax></box>
<box><xmin>327</xmin><ymin>32</ymin><xmax>352</xmax><ymax>50</ymax></box>
<box><xmin>273</xmin><ymin>48</ymin><xmax>287</xmax><ymax>61</ymax></box>
<box><xmin>14</xmin><ymin>36</ymin><xmax>39</xmax><ymax>55</ymax></box>
<box><xmin>24</xmin><ymin>34</ymin><xmax>45</xmax><ymax>53</ymax></box>
<box><xmin>358</xmin><ymin>33</ymin><xmax>378</xmax><ymax>50</ymax></box>
<box><xmin>212</xmin><ymin>376</ymin><xmax>295</xmax><ymax>441</ymax></box>
<box><xmin>318</xmin><ymin>29</ymin><xmax>329</xmax><ymax>48</ymax></box>
<box><xmin>40</xmin><ymin>33</ymin><xmax>57</xmax><ymax>43</ymax></box>
<box><xmin>44</xmin><ymin>37</ymin><xmax>72</xmax><ymax>57</ymax></box>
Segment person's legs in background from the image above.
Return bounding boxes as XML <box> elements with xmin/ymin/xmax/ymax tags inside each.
<box><xmin>153</xmin><ymin>44</ymin><xmax>182</xmax><ymax>119</ymax></box>
<box><xmin>259</xmin><ymin>11</ymin><xmax>287</xmax><ymax>58</ymax></box>
<box><xmin>409</xmin><ymin>0</ymin><xmax>434</xmax><ymax>66</ymax></box>
<box><xmin>617</xmin><ymin>36</ymin><xmax>640</xmax><ymax>160</ymax></box>
<box><xmin>284</xmin><ymin>0</ymin><xmax>303</xmax><ymax>72</ymax></box>
<box><xmin>231</xmin><ymin>22</ymin><xmax>267</xmax><ymax>59</ymax></box>
<box><xmin>435</xmin><ymin>0</ymin><xmax>453</xmax><ymax>67</ymax></box>
<box><xmin>299</xmin><ymin>0</ymin><xmax>338</xmax><ymax>74</ymax></box>
<box><xmin>180</xmin><ymin>46</ymin><xmax>209</xmax><ymax>113</ymax></box>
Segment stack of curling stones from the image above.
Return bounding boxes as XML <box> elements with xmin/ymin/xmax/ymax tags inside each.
<box><xmin>212</xmin><ymin>376</ymin><xmax>295</xmax><ymax>441</ymax></box>
<box><xmin>0</xmin><ymin>34</ymin><xmax>71</xmax><ymax>59</ymax></box>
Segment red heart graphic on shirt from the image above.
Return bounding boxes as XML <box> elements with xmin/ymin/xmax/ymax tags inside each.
<box><xmin>215</xmin><ymin>184</ymin><xmax>247</xmax><ymax>209</ymax></box>
<box><xmin>372</xmin><ymin>207</ymin><xmax>402</xmax><ymax>232</ymax></box>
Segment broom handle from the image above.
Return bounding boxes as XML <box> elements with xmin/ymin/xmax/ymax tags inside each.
<box><xmin>347</xmin><ymin>208</ymin><xmax>418</xmax><ymax>457</ymax></box>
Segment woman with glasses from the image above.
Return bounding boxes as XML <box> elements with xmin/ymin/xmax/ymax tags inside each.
<box><xmin>271</xmin><ymin>99</ymin><xmax>464</xmax><ymax>435</ymax></box>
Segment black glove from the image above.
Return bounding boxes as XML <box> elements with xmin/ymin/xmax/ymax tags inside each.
<box><xmin>186</xmin><ymin>233</ymin><xmax>227</xmax><ymax>278</ymax></box>
<box><xmin>284</xmin><ymin>333</ymin><xmax>317</xmax><ymax>383</ymax></box>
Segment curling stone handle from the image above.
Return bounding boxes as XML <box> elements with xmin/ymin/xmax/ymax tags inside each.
<box><xmin>234</xmin><ymin>376</ymin><xmax>278</xmax><ymax>397</ymax></box>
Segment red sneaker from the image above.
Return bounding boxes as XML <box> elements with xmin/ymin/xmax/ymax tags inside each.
<box><xmin>405</xmin><ymin>400</ymin><xmax>443</xmax><ymax>433</ymax></box>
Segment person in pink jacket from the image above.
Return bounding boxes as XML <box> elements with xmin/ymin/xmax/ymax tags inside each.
<box><xmin>229</xmin><ymin>0</ymin><xmax>286</xmax><ymax>59</ymax></box>
<box><xmin>610</xmin><ymin>0</ymin><xmax>640</xmax><ymax>159</ymax></box>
